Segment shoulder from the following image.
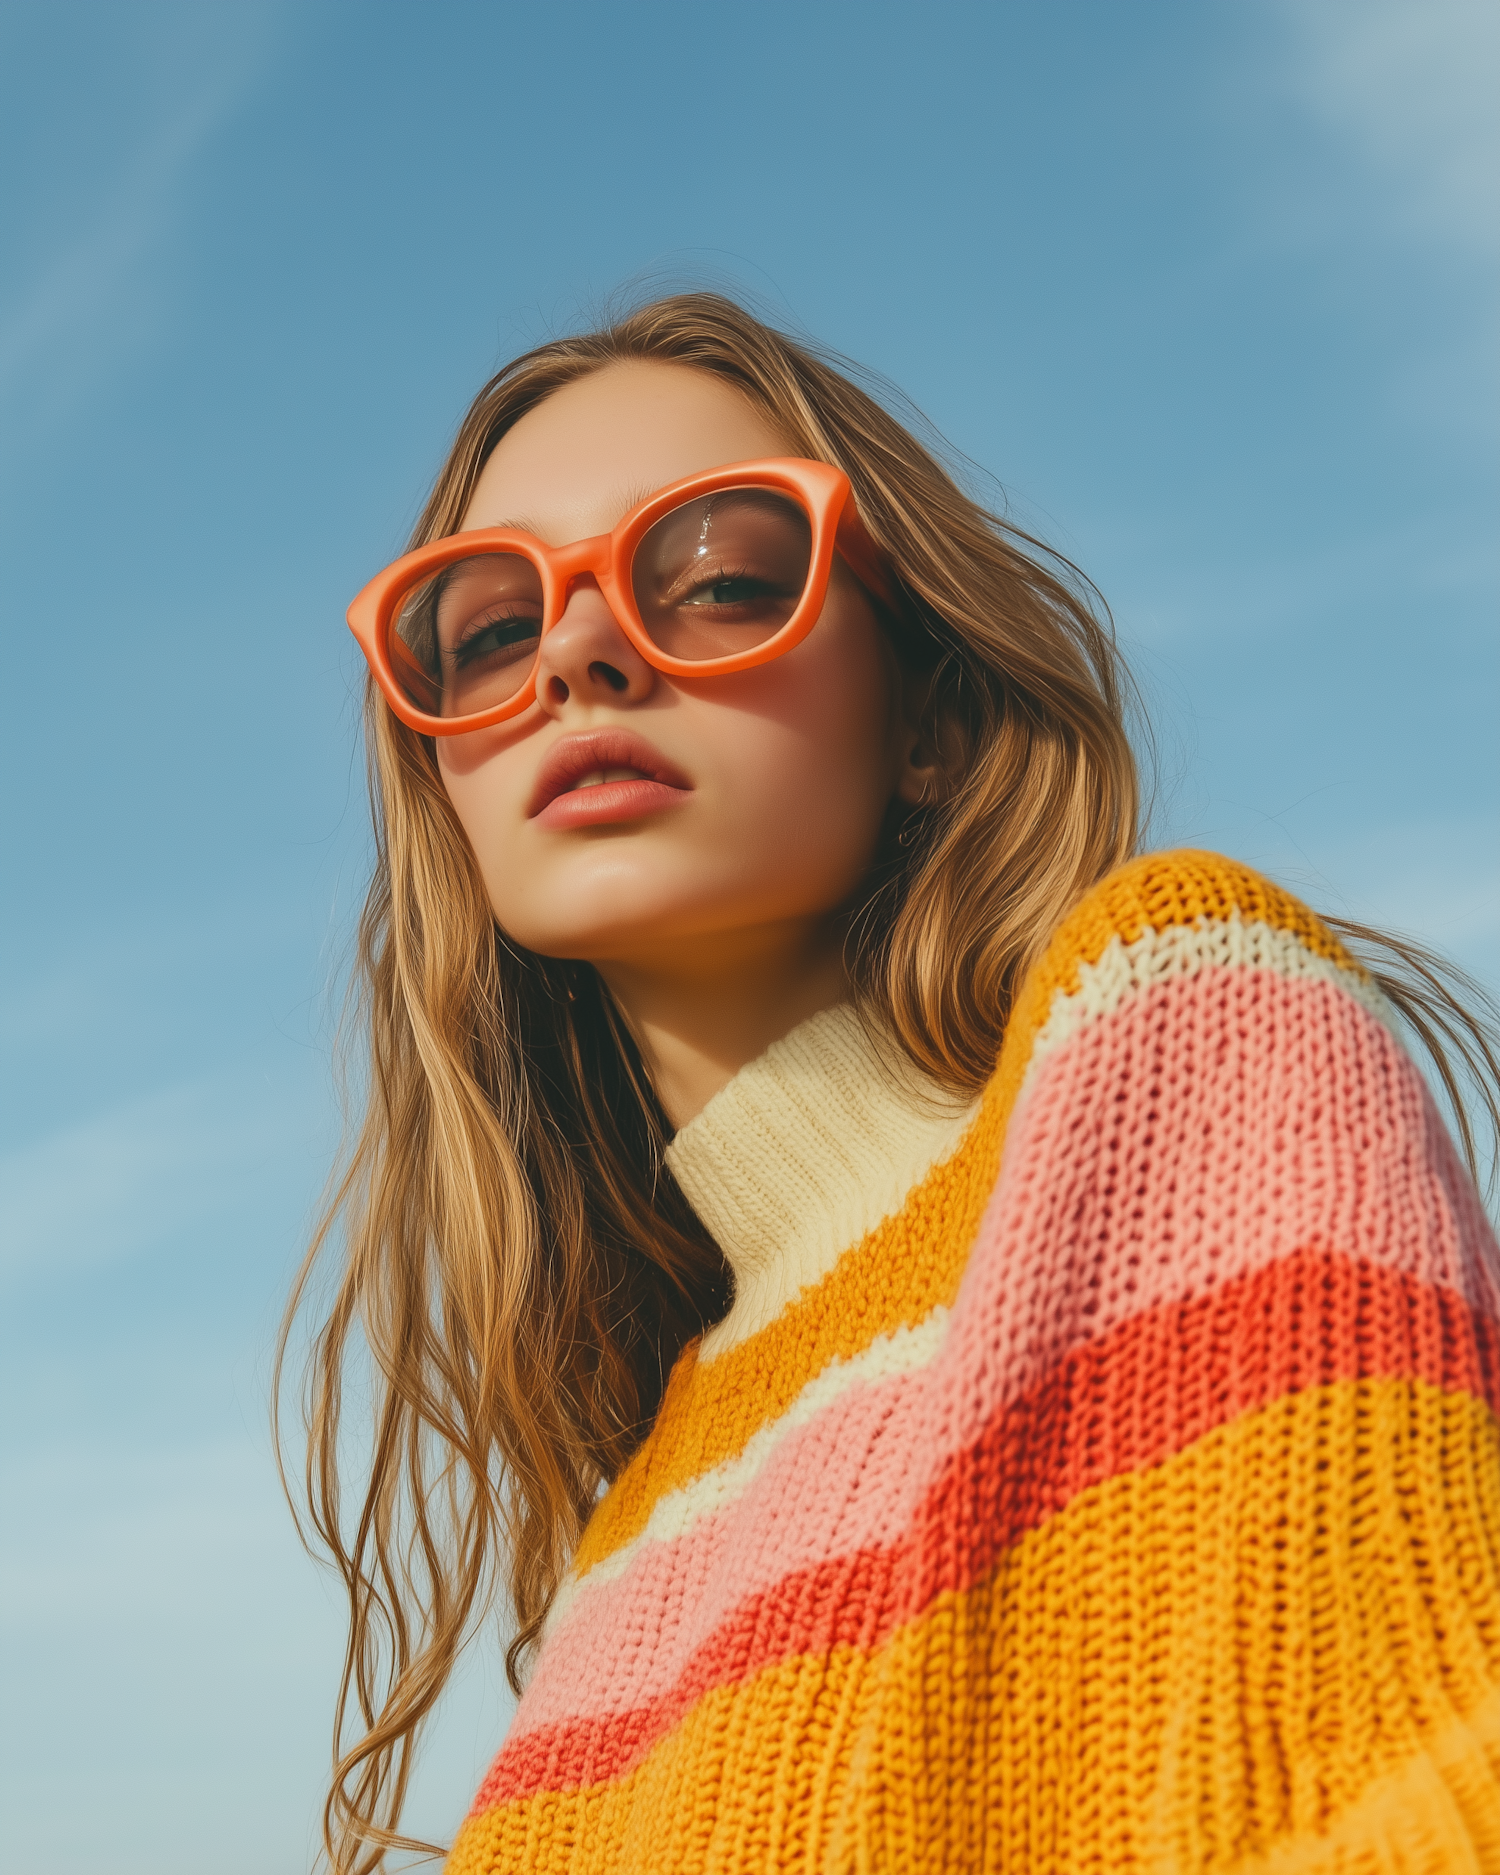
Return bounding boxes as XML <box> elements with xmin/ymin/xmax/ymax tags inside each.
<box><xmin>988</xmin><ymin>847</ymin><xmax>1391</xmax><ymax>1134</ymax></box>
<box><xmin>941</xmin><ymin>849</ymin><xmax>1500</xmax><ymax>1507</ymax></box>
<box><xmin>975</xmin><ymin>847</ymin><xmax>1499</xmax><ymax>1320</ymax></box>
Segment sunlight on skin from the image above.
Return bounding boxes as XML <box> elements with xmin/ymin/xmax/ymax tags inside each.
<box><xmin>436</xmin><ymin>362</ymin><xmax>940</xmax><ymax>1128</ymax></box>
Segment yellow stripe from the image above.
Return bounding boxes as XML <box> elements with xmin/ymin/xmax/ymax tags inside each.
<box><xmin>1053</xmin><ymin>849</ymin><xmax>1361</xmax><ymax>989</ymax></box>
<box><xmin>836</xmin><ymin>1380</ymin><xmax>1500</xmax><ymax>1873</ymax></box>
<box><xmin>452</xmin><ymin>1380</ymin><xmax>1500</xmax><ymax>1874</ymax></box>
<box><xmin>1229</xmin><ymin>1692</ymin><xmax>1500</xmax><ymax>1875</ymax></box>
<box><xmin>446</xmin><ymin>1648</ymin><xmax>878</xmax><ymax>1875</ymax></box>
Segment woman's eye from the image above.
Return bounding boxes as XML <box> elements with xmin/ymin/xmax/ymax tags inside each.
<box><xmin>450</xmin><ymin>613</ymin><xmax>541</xmax><ymax>666</ymax></box>
<box><xmin>682</xmin><ymin>576</ymin><xmax>776</xmax><ymax>607</ymax></box>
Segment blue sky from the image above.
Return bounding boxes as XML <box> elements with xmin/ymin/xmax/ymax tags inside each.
<box><xmin>1</xmin><ymin>4</ymin><xmax>1495</xmax><ymax>1870</ymax></box>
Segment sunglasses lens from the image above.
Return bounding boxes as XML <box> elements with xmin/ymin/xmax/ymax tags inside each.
<box><xmin>390</xmin><ymin>553</ymin><xmax>544</xmax><ymax>719</ymax></box>
<box><xmin>630</xmin><ymin>489</ymin><xmax>813</xmax><ymax>662</ymax></box>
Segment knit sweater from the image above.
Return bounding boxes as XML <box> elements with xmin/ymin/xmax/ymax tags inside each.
<box><xmin>447</xmin><ymin>850</ymin><xmax>1500</xmax><ymax>1874</ymax></box>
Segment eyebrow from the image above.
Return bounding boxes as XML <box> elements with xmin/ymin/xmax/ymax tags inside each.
<box><xmin>465</xmin><ymin>516</ymin><xmax>541</xmax><ymax>537</ymax></box>
<box><xmin>614</xmin><ymin>482</ymin><xmax>660</xmax><ymax>518</ymax></box>
<box><xmin>468</xmin><ymin>483</ymin><xmax>664</xmax><ymax>543</ymax></box>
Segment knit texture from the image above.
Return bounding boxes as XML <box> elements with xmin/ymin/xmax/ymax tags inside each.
<box><xmin>446</xmin><ymin>851</ymin><xmax>1500</xmax><ymax>1874</ymax></box>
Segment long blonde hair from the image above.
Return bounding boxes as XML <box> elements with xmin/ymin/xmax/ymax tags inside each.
<box><xmin>278</xmin><ymin>292</ymin><xmax>1500</xmax><ymax>1873</ymax></box>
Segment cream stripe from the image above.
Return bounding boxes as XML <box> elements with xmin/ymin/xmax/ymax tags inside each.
<box><xmin>543</xmin><ymin>1305</ymin><xmax>952</xmax><ymax>1641</ymax></box>
<box><xmin>1019</xmin><ymin>914</ymin><xmax>1399</xmax><ymax>1110</ymax></box>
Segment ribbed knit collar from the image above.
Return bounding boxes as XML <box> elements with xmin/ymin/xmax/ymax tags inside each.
<box><xmin>664</xmin><ymin>1004</ymin><xmax>978</xmax><ymax>1361</ymax></box>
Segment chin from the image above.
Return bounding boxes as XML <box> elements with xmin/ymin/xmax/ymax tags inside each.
<box><xmin>490</xmin><ymin>862</ymin><xmax>727</xmax><ymax>955</ymax></box>
<box><xmin>495</xmin><ymin>903</ymin><xmax>694</xmax><ymax>965</ymax></box>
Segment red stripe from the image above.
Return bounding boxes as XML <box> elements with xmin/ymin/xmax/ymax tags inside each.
<box><xmin>477</xmin><ymin>1249</ymin><xmax>1500</xmax><ymax>1808</ymax></box>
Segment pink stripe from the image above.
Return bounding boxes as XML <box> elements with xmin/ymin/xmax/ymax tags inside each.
<box><xmin>937</xmin><ymin>960</ymin><xmax>1500</xmax><ymax>1463</ymax></box>
<box><xmin>507</xmin><ymin>966</ymin><xmax>1498</xmax><ymax>1742</ymax></box>
<box><xmin>519</xmin><ymin>1341</ymin><xmax>941</xmax><ymax>1728</ymax></box>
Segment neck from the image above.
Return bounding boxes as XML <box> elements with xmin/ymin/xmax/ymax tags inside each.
<box><xmin>594</xmin><ymin>919</ymin><xmax>848</xmax><ymax>1130</ymax></box>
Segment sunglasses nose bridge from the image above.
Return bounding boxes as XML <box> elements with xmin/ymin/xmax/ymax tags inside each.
<box><xmin>537</xmin><ymin>533</ymin><xmax>628</xmax><ymax>636</ymax></box>
<box><xmin>547</xmin><ymin>533</ymin><xmax>612</xmax><ymax>590</ymax></box>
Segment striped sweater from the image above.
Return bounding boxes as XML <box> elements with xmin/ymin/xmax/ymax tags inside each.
<box><xmin>447</xmin><ymin>851</ymin><xmax>1500</xmax><ymax>1873</ymax></box>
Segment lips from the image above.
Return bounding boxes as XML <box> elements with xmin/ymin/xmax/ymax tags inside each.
<box><xmin>528</xmin><ymin>729</ymin><xmax>692</xmax><ymax>831</ymax></box>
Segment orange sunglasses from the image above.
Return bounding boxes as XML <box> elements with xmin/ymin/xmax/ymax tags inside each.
<box><xmin>347</xmin><ymin>456</ymin><xmax>897</xmax><ymax>736</ymax></box>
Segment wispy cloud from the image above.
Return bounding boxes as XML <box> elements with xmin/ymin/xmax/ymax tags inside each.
<box><xmin>1274</xmin><ymin>0</ymin><xmax>1499</xmax><ymax>260</ymax></box>
<box><xmin>1315</xmin><ymin>811</ymin><xmax>1500</xmax><ymax>970</ymax></box>
<box><xmin>1</xmin><ymin>1424</ymin><xmax>513</xmax><ymax>1875</ymax></box>
<box><xmin>0</xmin><ymin>8</ymin><xmax>280</xmax><ymax>433</ymax></box>
<box><xmin>0</xmin><ymin>1068</ymin><xmax>327</xmax><ymax>1286</ymax></box>
<box><xmin>0</xmin><ymin>99</ymin><xmax>212</xmax><ymax>393</ymax></box>
<box><xmin>1104</xmin><ymin>502</ymin><xmax>1498</xmax><ymax>656</ymax></box>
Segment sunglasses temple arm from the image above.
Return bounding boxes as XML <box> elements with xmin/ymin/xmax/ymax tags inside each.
<box><xmin>834</xmin><ymin>495</ymin><xmax>902</xmax><ymax>615</ymax></box>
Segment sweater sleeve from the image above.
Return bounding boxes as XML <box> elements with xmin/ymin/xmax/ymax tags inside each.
<box><xmin>842</xmin><ymin>851</ymin><xmax>1500</xmax><ymax>1874</ymax></box>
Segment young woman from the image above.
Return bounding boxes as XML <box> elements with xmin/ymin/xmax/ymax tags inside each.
<box><xmin>283</xmin><ymin>294</ymin><xmax>1500</xmax><ymax>1874</ymax></box>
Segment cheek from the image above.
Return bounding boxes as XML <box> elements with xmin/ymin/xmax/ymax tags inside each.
<box><xmin>703</xmin><ymin>613</ymin><xmax>899</xmax><ymax>860</ymax></box>
<box><xmin>436</xmin><ymin>708</ymin><xmax>535</xmax><ymax>794</ymax></box>
<box><xmin>784</xmin><ymin>604</ymin><xmax>899</xmax><ymax>791</ymax></box>
<box><xmin>435</xmin><ymin>729</ymin><xmax>533</xmax><ymax>869</ymax></box>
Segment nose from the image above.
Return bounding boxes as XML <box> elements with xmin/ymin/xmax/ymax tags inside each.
<box><xmin>534</xmin><ymin>577</ymin><xmax>656</xmax><ymax>716</ymax></box>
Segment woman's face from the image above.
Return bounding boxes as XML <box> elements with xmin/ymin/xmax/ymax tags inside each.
<box><xmin>437</xmin><ymin>361</ymin><xmax>926</xmax><ymax>978</ymax></box>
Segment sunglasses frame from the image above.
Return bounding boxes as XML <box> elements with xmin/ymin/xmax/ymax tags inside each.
<box><xmin>347</xmin><ymin>456</ymin><xmax>899</xmax><ymax>736</ymax></box>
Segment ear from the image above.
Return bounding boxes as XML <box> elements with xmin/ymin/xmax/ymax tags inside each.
<box><xmin>893</xmin><ymin>665</ymin><xmax>964</xmax><ymax>806</ymax></box>
<box><xmin>894</xmin><ymin>734</ymin><xmax>943</xmax><ymax>807</ymax></box>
